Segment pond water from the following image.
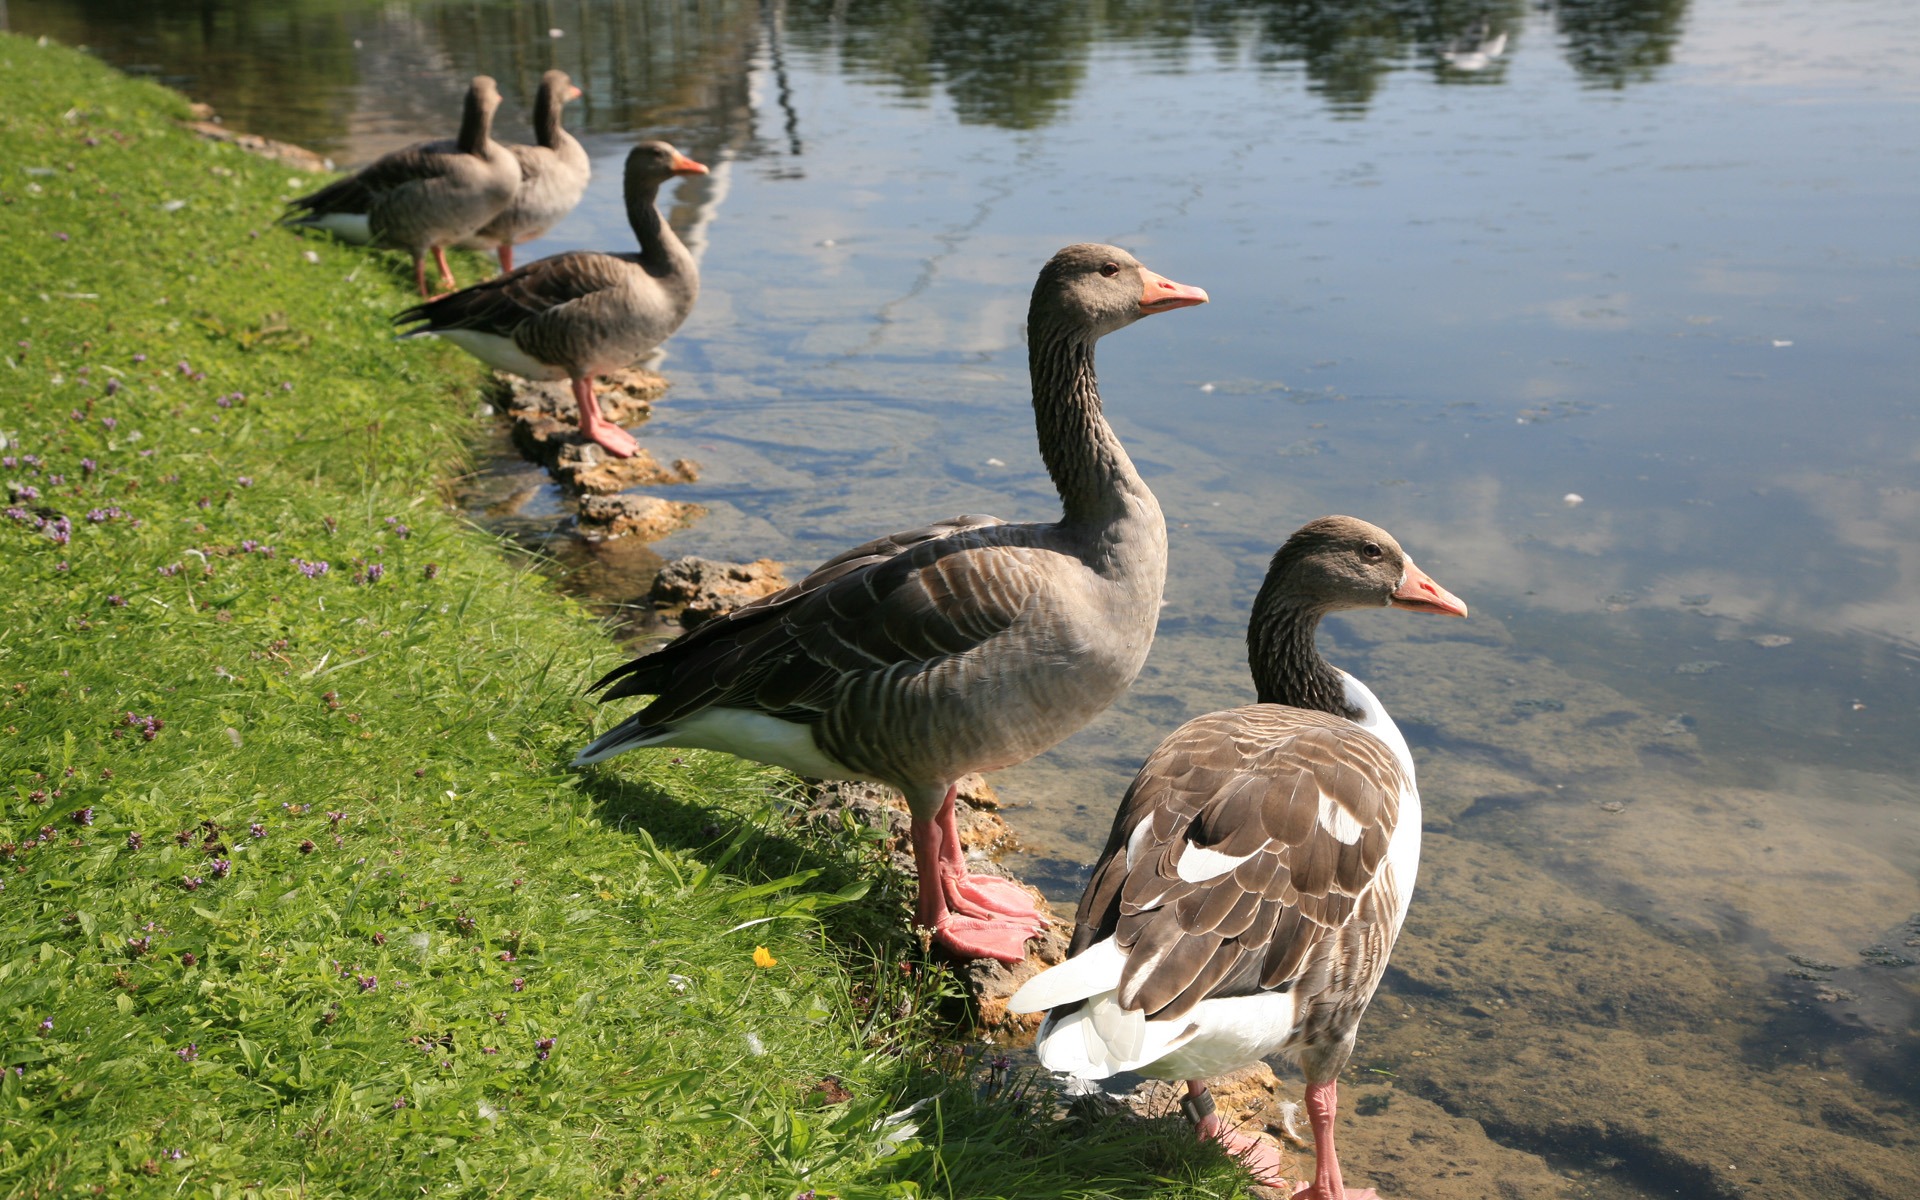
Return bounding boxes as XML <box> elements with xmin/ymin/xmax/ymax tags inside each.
<box><xmin>11</xmin><ymin>1</ymin><xmax>1918</xmax><ymax>1195</ymax></box>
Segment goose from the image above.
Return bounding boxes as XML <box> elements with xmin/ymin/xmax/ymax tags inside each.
<box><xmin>283</xmin><ymin>75</ymin><xmax>520</xmax><ymax>297</ymax></box>
<box><xmin>1008</xmin><ymin>516</ymin><xmax>1468</xmax><ymax>1196</ymax></box>
<box><xmin>391</xmin><ymin>141</ymin><xmax>708</xmax><ymax>459</ymax></box>
<box><xmin>461</xmin><ymin>70</ymin><xmax>591</xmax><ymax>275</ymax></box>
<box><xmin>570</xmin><ymin>244</ymin><xmax>1208</xmax><ymax>962</ymax></box>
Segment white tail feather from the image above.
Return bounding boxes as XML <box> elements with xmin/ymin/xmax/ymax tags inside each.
<box><xmin>1007</xmin><ymin>936</ymin><xmax>1126</xmax><ymax>1014</ymax></box>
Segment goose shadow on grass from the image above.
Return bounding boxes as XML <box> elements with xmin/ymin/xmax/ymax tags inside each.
<box><xmin>569</xmin><ymin>765</ymin><xmax>1266</xmax><ymax>1192</ymax></box>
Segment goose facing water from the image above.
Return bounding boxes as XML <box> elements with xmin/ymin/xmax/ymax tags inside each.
<box><xmin>571</xmin><ymin>244</ymin><xmax>1207</xmax><ymax>963</ymax></box>
<box><xmin>282</xmin><ymin>75</ymin><xmax>520</xmax><ymax>297</ymax></box>
<box><xmin>392</xmin><ymin>140</ymin><xmax>707</xmax><ymax>459</ymax></box>
<box><xmin>1010</xmin><ymin>516</ymin><xmax>1467</xmax><ymax>1196</ymax></box>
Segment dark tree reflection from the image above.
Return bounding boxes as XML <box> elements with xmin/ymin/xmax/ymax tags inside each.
<box><xmin>1551</xmin><ymin>0</ymin><xmax>1690</xmax><ymax>88</ymax></box>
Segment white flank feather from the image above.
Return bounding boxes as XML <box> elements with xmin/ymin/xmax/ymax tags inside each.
<box><xmin>298</xmin><ymin>212</ymin><xmax>372</xmax><ymax>244</ymax></box>
<box><xmin>432</xmin><ymin>331</ymin><xmax>569</xmax><ymax>381</ymax></box>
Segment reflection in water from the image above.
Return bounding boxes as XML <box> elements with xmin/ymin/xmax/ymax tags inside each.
<box><xmin>1553</xmin><ymin>0</ymin><xmax>1690</xmax><ymax>87</ymax></box>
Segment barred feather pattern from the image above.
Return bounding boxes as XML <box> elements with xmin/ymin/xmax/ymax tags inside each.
<box><xmin>1062</xmin><ymin>704</ymin><xmax>1411</xmax><ymax>1073</ymax></box>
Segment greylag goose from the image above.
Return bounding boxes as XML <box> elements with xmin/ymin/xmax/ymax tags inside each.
<box><xmin>462</xmin><ymin>70</ymin><xmax>591</xmax><ymax>274</ymax></box>
<box><xmin>571</xmin><ymin>244</ymin><xmax>1208</xmax><ymax>962</ymax></box>
<box><xmin>1008</xmin><ymin>516</ymin><xmax>1467</xmax><ymax>1195</ymax></box>
<box><xmin>391</xmin><ymin>140</ymin><xmax>707</xmax><ymax>459</ymax></box>
<box><xmin>283</xmin><ymin>75</ymin><xmax>520</xmax><ymax>297</ymax></box>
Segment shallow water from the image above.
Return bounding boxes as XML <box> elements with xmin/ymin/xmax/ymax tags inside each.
<box><xmin>14</xmin><ymin>0</ymin><xmax>1919</xmax><ymax>1194</ymax></box>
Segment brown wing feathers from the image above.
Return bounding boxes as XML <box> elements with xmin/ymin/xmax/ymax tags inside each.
<box><xmin>587</xmin><ymin>516</ymin><xmax>1030</xmax><ymax>736</ymax></box>
<box><xmin>1072</xmin><ymin>707</ymin><xmax>1405</xmax><ymax>1024</ymax></box>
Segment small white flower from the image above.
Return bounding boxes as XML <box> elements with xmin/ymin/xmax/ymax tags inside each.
<box><xmin>744</xmin><ymin>1032</ymin><xmax>765</xmax><ymax>1057</ymax></box>
<box><xmin>667</xmin><ymin>973</ymin><xmax>690</xmax><ymax>994</ymax></box>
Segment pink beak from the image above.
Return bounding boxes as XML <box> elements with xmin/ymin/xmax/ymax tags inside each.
<box><xmin>1390</xmin><ymin>559</ymin><xmax>1469</xmax><ymax>617</ymax></box>
<box><xmin>1137</xmin><ymin>267</ymin><xmax>1209</xmax><ymax>314</ymax></box>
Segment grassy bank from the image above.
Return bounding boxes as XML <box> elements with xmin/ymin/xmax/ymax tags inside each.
<box><xmin>0</xmin><ymin>34</ymin><xmax>1251</xmax><ymax>1199</ymax></box>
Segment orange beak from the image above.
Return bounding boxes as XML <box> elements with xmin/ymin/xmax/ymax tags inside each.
<box><xmin>669</xmin><ymin>152</ymin><xmax>709</xmax><ymax>176</ymax></box>
<box><xmin>1390</xmin><ymin>559</ymin><xmax>1468</xmax><ymax>617</ymax></box>
<box><xmin>567</xmin><ymin>86</ymin><xmax>583</xmax><ymax>102</ymax></box>
<box><xmin>1138</xmin><ymin>268</ymin><xmax>1209</xmax><ymax>314</ymax></box>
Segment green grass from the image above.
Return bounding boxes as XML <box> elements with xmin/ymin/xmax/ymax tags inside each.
<box><xmin>0</xmin><ymin>33</ymin><xmax>1258</xmax><ymax>1200</ymax></box>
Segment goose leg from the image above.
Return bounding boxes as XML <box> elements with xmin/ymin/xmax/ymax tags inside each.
<box><xmin>497</xmin><ymin>244</ymin><xmax>514</xmax><ymax>274</ymax></box>
<box><xmin>432</xmin><ymin>245</ymin><xmax>458</xmax><ymax>292</ymax></box>
<box><xmin>907</xmin><ymin>811</ymin><xmax>1038</xmax><ymax>964</ymax></box>
<box><xmin>1291</xmin><ymin>1080</ymin><xmax>1377</xmax><ymax>1200</ymax></box>
<box><xmin>933</xmin><ymin>787</ymin><xmax>1045</xmax><ymax>921</ymax></box>
<box><xmin>1185</xmin><ymin>1081</ymin><xmax>1288</xmax><ymax>1186</ymax></box>
<box><xmin>571</xmin><ymin>376</ymin><xmax>639</xmax><ymax>458</ymax></box>
<box><xmin>412</xmin><ymin>254</ymin><xmax>432</xmax><ymax>298</ymax></box>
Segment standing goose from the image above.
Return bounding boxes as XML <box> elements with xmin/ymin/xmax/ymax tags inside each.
<box><xmin>572</xmin><ymin>244</ymin><xmax>1208</xmax><ymax>962</ymax></box>
<box><xmin>391</xmin><ymin>140</ymin><xmax>707</xmax><ymax>459</ymax></box>
<box><xmin>462</xmin><ymin>70</ymin><xmax>591</xmax><ymax>274</ymax></box>
<box><xmin>283</xmin><ymin>75</ymin><xmax>520</xmax><ymax>297</ymax></box>
<box><xmin>1008</xmin><ymin>517</ymin><xmax>1468</xmax><ymax>1196</ymax></box>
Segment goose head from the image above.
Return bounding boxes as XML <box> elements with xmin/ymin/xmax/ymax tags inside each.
<box><xmin>540</xmin><ymin>69</ymin><xmax>584</xmax><ymax>106</ymax></box>
<box><xmin>466</xmin><ymin>75</ymin><xmax>503</xmax><ymax>119</ymax></box>
<box><xmin>625</xmin><ymin>140</ymin><xmax>709</xmax><ymax>189</ymax></box>
<box><xmin>1030</xmin><ymin>243</ymin><xmax>1208</xmax><ymax>342</ymax></box>
<box><xmin>1264</xmin><ymin>516</ymin><xmax>1468</xmax><ymax>618</ymax></box>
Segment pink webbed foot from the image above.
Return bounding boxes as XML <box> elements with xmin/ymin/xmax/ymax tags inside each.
<box><xmin>931</xmin><ymin>913</ymin><xmax>1040</xmax><ymax>964</ymax></box>
<box><xmin>951</xmin><ymin>872</ymin><xmax>1045</xmax><ymax>921</ymax></box>
<box><xmin>583</xmin><ymin>421</ymin><xmax>639</xmax><ymax>459</ymax></box>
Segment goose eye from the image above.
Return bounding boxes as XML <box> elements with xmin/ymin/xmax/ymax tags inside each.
<box><xmin>1099</xmin><ymin>262</ymin><xmax>1120</xmax><ymax>278</ymax></box>
<box><xmin>1361</xmin><ymin>542</ymin><xmax>1383</xmax><ymax>559</ymax></box>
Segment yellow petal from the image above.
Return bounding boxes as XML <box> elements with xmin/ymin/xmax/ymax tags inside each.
<box><xmin>752</xmin><ymin>946</ymin><xmax>777</xmax><ymax>968</ymax></box>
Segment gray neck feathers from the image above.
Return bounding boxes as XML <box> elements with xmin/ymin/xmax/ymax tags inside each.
<box><xmin>1246</xmin><ymin>590</ymin><xmax>1358</xmax><ymax>720</ymax></box>
<box><xmin>457</xmin><ymin>91</ymin><xmax>492</xmax><ymax>156</ymax></box>
<box><xmin>625</xmin><ymin>177</ymin><xmax>691</xmax><ymax>282</ymax></box>
<box><xmin>1027</xmin><ymin>320</ymin><xmax>1146</xmax><ymax>526</ymax></box>
<box><xmin>533</xmin><ymin>86</ymin><xmax>562</xmax><ymax>149</ymax></box>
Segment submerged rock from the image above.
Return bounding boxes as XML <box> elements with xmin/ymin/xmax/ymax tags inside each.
<box><xmin>650</xmin><ymin>557</ymin><xmax>790</xmax><ymax>628</ymax></box>
<box><xmin>494</xmin><ymin>367</ymin><xmax>664</xmax><ymax>429</ymax></box>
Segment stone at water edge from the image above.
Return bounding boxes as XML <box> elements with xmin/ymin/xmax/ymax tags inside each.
<box><xmin>576</xmin><ymin>494</ymin><xmax>704</xmax><ymax>542</ymax></box>
<box><xmin>505</xmin><ymin>416</ymin><xmax>699</xmax><ymax>494</ymax></box>
<box><xmin>494</xmin><ymin>367</ymin><xmax>665</xmax><ymax>429</ymax></box>
<box><xmin>651</xmin><ymin>557</ymin><xmax>791</xmax><ymax>628</ymax></box>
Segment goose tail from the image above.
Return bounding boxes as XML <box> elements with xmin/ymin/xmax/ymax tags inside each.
<box><xmin>572</xmin><ymin>716</ymin><xmax>674</xmax><ymax>766</ymax></box>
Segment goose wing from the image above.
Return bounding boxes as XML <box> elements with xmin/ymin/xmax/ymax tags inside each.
<box><xmin>1068</xmin><ymin>705</ymin><xmax>1407</xmax><ymax>1023</ymax></box>
<box><xmin>393</xmin><ymin>251</ymin><xmax>633</xmax><ymax>339</ymax></box>
<box><xmin>285</xmin><ymin>139</ymin><xmax>464</xmax><ymax>218</ymax></box>
<box><xmin>590</xmin><ymin>514</ymin><xmax>1048</xmax><ymax>726</ymax></box>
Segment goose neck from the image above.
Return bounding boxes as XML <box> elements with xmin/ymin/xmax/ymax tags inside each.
<box><xmin>1246</xmin><ymin>595</ymin><xmax>1359</xmax><ymax>719</ymax></box>
<box><xmin>1028</xmin><ymin>325</ymin><xmax>1150</xmax><ymax>528</ymax></box>
<box><xmin>624</xmin><ymin>178</ymin><xmax>688</xmax><ymax>276</ymax></box>
<box><xmin>457</xmin><ymin>91</ymin><xmax>493</xmax><ymax>156</ymax></box>
<box><xmin>533</xmin><ymin>86</ymin><xmax>563</xmax><ymax>149</ymax></box>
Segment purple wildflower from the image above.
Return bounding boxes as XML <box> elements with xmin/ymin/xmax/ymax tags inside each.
<box><xmin>281</xmin><ymin>381</ymin><xmax>293</xmax><ymax>391</ymax></box>
<box><xmin>5</xmin><ymin>507</ymin><xmax>28</xmax><ymax>521</ymax></box>
<box><xmin>175</xmin><ymin>1044</ymin><xmax>198</xmax><ymax>1063</ymax></box>
<box><xmin>10</xmin><ymin>484</ymin><xmax>39</xmax><ymax>501</ymax></box>
<box><xmin>103</xmin><ymin>378</ymin><xmax>121</xmax><ymax>396</ymax></box>
<box><xmin>126</xmin><ymin>831</ymin><xmax>143</xmax><ymax>851</ymax></box>
<box><xmin>132</xmin><ymin>353</ymin><xmax>146</xmax><ymax>363</ymax></box>
<box><xmin>47</xmin><ymin>474</ymin><xmax>64</xmax><ymax>486</ymax></box>
<box><xmin>70</xmin><ymin>806</ymin><xmax>93</xmax><ymax>827</ymax></box>
<box><xmin>158</xmin><ymin>563</ymin><xmax>182</xmax><ymax>577</ymax></box>
<box><xmin>391</xmin><ymin>1097</ymin><xmax>407</xmax><ymax>1109</ymax></box>
<box><xmin>101</xmin><ymin>416</ymin><xmax>117</xmax><ymax>430</ymax></box>
<box><xmin>293</xmin><ymin>558</ymin><xmax>330</xmax><ymax>579</ymax></box>
<box><xmin>299</xmin><ymin>839</ymin><xmax>315</xmax><ymax>854</ymax></box>
<box><xmin>3</xmin><ymin>457</ymin><xmax>15</xmax><ymax>469</ymax></box>
<box><xmin>181</xmin><ymin>951</ymin><xmax>197</xmax><ymax>966</ymax></box>
<box><xmin>109</xmin><ymin>594</ymin><xmax>126</xmax><ymax>607</ymax></box>
<box><xmin>499</xmin><ymin>951</ymin><xmax>516</xmax><ymax>963</ymax></box>
<box><xmin>249</xmin><ymin>822</ymin><xmax>265</xmax><ymax>838</ymax></box>
<box><xmin>215</xmin><ymin>395</ymin><xmax>234</xmax><ymax>409</ymax></box>
<box><xmin>38</xmin><ymin>1017</ymin><xmax>53</xmax><ymax>1036</ymax></box>
<box><xmin>535</xmin><ymin>1037</ymin><xmax>554</xmax><ymax>1061</ymax></box>
<box><xmin>208</xmin><ymin>858</ymin><xmax>231</xmax><ymax>880</ymax></box>
<box><xmin>68</xmin><ymin>410</ymin><xmax>84</xmax><ymax>423</ymax></box>
<box><xmin>86</xmin><ymin>509</ymin><xmax>109</xmax><ymax>523</ymax></box>
<box><xmin>175</xmin><ymin>360</ymin><xmax>191</xmax><ymax>375</ymax></box>
<box><xmin>358</xmin><ymin>975</ymin><xmax>378</xmax><ymax>992</ymax></box>
<box><xmin>165</xmin><ymin>1149</ymin><xmax>184</xmax><ymax>1160</ymax></box>
<box><xmin>423</xmin><ymin>563</ymin><xmax>439</xmax><ymax>581</ymax></box>
<box><xmin>236</xmin><ymin>476</ymin><xmax>252</xmax><ymax>487</ymax></box>
<box><xmin>127</xmin><ymin>936</ymin><xmax>151</xmax><ymax>957</ymax></box>
<box><xmin>364</xmin><ymin>562</ymin><xmax>384</xmax><ymax>584</ymax></box>
<box><xmin>196</xmin><ymin>496</ymin><xmax>210</xmax><ymax>510</ymax></box>
<box><xmin>326</xmin><ymin>810</ymin><xmax>346</xmax><ymax>826</ymax></box>
<box><xmin>180</xmin><ymin>875</ymin><xmax>204</xmax><ymax>892</ymax></box>
<box><xmin>52</xmin><ymin>231</ymin><xmax>68</xmax><ymax>242</ymax></box>
<box><xmin>512</xmin><ymin>978</ymin><xmax>526</xmax><ymax>992</ymax></box>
